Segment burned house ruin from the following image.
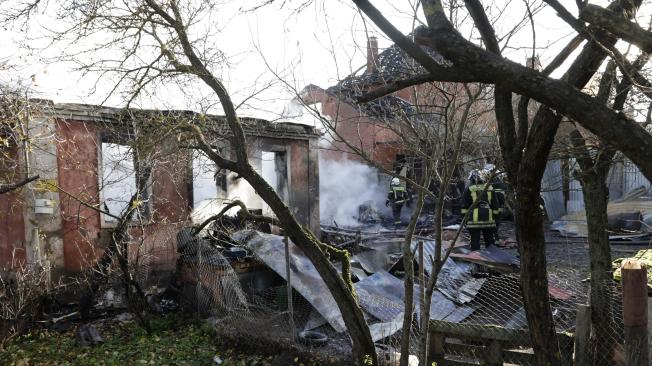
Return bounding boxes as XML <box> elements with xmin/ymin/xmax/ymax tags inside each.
<box><xmin>0</xmin><ymin>100</ymin><xmax>320</xmax><ymax>277</ymax></box>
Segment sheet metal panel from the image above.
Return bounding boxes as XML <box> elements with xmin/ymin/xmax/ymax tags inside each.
<box><xmin>541</xmin><ymin>160</ymin><xmax>566</xmax><ymax>220</ymax></box>
<box><xmin>409</xmin><ymin>240</ymin><xmax>483</xmax><ymax>302</ymax></box>
<box><xmin>354</xmin><ymin>271</ymin><xmax>459</xmax><ymax>322</ymax></box>
<box><xmin>236</xmin><ymin>231</ymin><xmax>477</xmax><ymax>336</ymax></box>
<box><xmin>623</xmin><ymin>160</ymin><xmax>650</xmax><ymax>195</ymax></box>
<box><xmin>234</xmin><ymin>230</ymin><xmax>347</xmax><ymax>332</ymax></box>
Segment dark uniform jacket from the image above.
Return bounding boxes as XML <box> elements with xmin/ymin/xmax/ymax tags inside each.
<box><xmin>388</xmin><ymin>185</ymin><xmax>408</xmax><ymax>205</ymax></box>
<box><xmin>490</xmin><ymin>177</ymin><xmax>507</xmax><ymax>211</ymax></box>
<box><xmin>461</xmin><ymin>184</ymin><xmax>500</xmax><ymax>228</ymax></box>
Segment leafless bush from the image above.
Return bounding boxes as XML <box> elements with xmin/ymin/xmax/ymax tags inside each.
<box><xmin>0</xmin><ymin>252</ymin><xmax>63</xmax><ymax>349</ymax></box>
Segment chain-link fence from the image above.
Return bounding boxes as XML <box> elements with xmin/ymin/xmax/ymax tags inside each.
<box><xmin>166</xmin><ymin>222</ymin><xmax>640</xmax><ymax>365</ymax></box>
<box><xmin>176</xmin><ymin>228</ymin><xmax>355</xmax><ymax>363</ymax></box>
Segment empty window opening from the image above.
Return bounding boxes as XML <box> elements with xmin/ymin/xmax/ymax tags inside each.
<box><xmin>100</xmin><ymin>140</ymin><xmax>149</xmax><ymax>226</ymax></box>
<box><xmin>261</xmin><ymin>151</ymin><xmax>288</xmax><ymax>202</ymax></box>
<box><xmin>192</xmin><ymin>150</ymin><xmax>227</xmax><ymax>210</ymax></box>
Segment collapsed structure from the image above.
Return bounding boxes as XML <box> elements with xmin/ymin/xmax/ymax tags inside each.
<box><xmin>174</xmin><ymin>220</ymin><xmax>584</xmax><ymax>364</ymax></box>
<box><xmin>0</xmin><ymin>35</ymin><xmax>645</xmax><ymax>366</ymax></box>
<box><xmin>296</xmin><ymin>34</ymin><xmax>498</xmax><ymax>226</ymax></box>
<box><xmin>0</xmin><ymin>100</ymin><xmax>320</xmax><ymax>276</ymax></box>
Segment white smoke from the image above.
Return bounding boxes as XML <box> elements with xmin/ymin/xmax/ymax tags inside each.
<box><xmin>319</xmin><ymin>156</ymin><xmax>390</xmax><ymax>226</ymax></box>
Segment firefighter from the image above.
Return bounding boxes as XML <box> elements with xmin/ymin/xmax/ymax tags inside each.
<box><xmin>386</xmin><ymin>177</ymin><xmax>408</xmax><ymax>224</ymax></box>
<box><xmin>484</xmin><ymin>164</ymin><xmax>506</xmax><ymax>245</ymax></box>
<box><xmin>461</xmin><ymin>170</ymin><xmax>501</xmax><ymax>250</ymax></box>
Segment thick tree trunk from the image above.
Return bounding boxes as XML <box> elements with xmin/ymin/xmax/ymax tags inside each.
<box><xmin>514</xmin><ymin>183</ymin><xmax>561</xmax><ymax>365</ymax></box>
<box><xmin>580</xmin><ymin>4</ymin><xmax>652</xmax><ymax>54</ymax></box>
<box><xmin>580</xmin><ymin>175</ymin><xmax>614</xmax><ymax>366</ymax></box>
<box><xmin>240</xmin><ymin>168</ymin><xmax>377</xmax><ymax>365</ymax></box>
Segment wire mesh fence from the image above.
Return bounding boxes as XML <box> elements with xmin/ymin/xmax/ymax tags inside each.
<box><xmin>162</xmin><ymin>223</ymin><xmax>639</xmax><ymax>365</ymax></box>
<box><xmin>176</xmin><ymin>230</ymin><xmax>356</xmax><ymax>362</ymax></box>
<box><xmin>590</xmin><ymin>279</ymin><xmax>625</xmax><ymax>366</ymax></box>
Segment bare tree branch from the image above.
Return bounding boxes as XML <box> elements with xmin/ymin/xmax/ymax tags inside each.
<box><xmin>580</xmin><ymin>4</ymin><xmax>652</xmax><ymax>54</ymax></box>
<box><xmin>192</xmin><ymin>199</ymin><xmax>279</xmax><ymax>235</ymax></box>
<box><xmin>358</xmin><ymin>0</ymin><xmax>652</xmax><ymax>182</ymax></box>
<box><xmin>0</xmin><ymin>175</ymin><xmax>39</xmax><ymax>194</ymax></box>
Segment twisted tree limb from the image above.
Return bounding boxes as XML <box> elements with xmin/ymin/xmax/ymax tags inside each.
<box><xmin>0</xmin><ymin>175</ymin><xmax>39</xmax><ymax>194</ymax></box>
<box><xmin>580</xmin><ymin>4</ymin><xmax>652</xmax><ymax>54</ymax></box>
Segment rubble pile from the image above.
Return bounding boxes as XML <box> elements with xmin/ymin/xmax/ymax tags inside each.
<box><xmin>552</xmin><ymin>186</ymin><xmax>652</xmax><ymax>242</ymax></box>
<box><xmin>174</xmin><ymin>217</ymin><xmax>583</xmax><ymax>361</ymax></box>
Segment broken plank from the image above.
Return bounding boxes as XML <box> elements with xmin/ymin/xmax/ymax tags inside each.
<box><xmin>443</xmin><ymin>340</ymin><xmax>537</xmax><ymax>365</ymax></box>
<box><xmin>429</xmin><ymin>320</ymin><xmax>574</xmax><ymax>346</ymax></box>
<box><xmin>429</xmin><ymin>320</ymin><xmax>530</xmax><ymax>343</ymax></box>
<box><xmin>503</xmin><ymin>349</ymin><xmax>536</xmax><ymax>364</ymax></box>
<box><xmin>443</xmin><ymin>342</ymin><xmax>484</xmax><ymax>360</ymax></box>
<box><xmin>433</xmin><ymin>359</ymin><xmax>476</xmax><ymax>366</ymax></box>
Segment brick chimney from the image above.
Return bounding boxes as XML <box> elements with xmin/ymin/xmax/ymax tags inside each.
<box><xmin>366</xmin><ymin>36</ymin><xmax>379</xmax><ymax>74</ymax></box>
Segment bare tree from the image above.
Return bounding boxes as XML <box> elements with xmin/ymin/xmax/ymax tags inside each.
<box><xmin>351</xmin><ymin>0</ymin><xmax>652</xmax><ymax>364</ymax></box>
<box><xmin>564</xmin><ymin>50</ymin><xmax>648</xmax><ymax>365</ymax></box>
<box><xmin>2</xmin><ymin>1</ymin><xmax>378</xmax><ymax>363</ymax></box>
<box><xmin>0</xmin><ymin>86</ymin><xmax>38</xmax><ymax>195</ymax></box>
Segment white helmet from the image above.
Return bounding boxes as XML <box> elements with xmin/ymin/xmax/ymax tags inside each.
<box><xmin>468</xmin><ymin>169</ymin><xmax>484</xmax><ymax>185</ymax></box>
<box><xmin>391</xmin><ymin>177</ymin><xmax>401</xmax><ymax>186</ymax></box>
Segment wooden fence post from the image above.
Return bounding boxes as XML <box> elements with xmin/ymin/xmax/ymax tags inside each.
<box><xmin>574</xmin><ymin>304</ymin><xmax>591</xmax><ymax>366</ymax></box>
<box><xmin>428</xmin><ymin>332</ymin><xmax>445</xmax><ymax>365</ymax></box>
<box><xmin>284</xmin><ymin>235</ymin><xmax>295</xmax><ymax>343</ymax></box>
<box><xmin>622</xmin><ymin>259</ymin><xmax>648</xmax><ymax>366</ymax></box>
<box><xmin>485</xmin><ymin>340</ymin><xmax>503</xmax><ymax>366</ymax></box>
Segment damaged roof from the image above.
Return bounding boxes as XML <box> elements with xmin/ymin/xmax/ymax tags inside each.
<box><xmin>326</xmin><ymin>26</ymin><xmax>448</xmax><ymax>121</ymax></box>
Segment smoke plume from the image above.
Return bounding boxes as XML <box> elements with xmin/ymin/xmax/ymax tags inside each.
<box><xmin>319</xmin><ymin>156</ymin><xmax>389</xmax><ymax>226</ymax></box>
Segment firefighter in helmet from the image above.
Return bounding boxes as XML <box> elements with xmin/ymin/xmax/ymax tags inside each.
<box><xmin>386</xmin><ymin>177</ymin><xmax>408</xmax><ymax>224</ymax></box>
<box><xmin>484</xmin><ymin>164</ymin><xmax>506</xmax><ymax>245</ymax></box>
<box><xmin>461</xmin><ymin>170</ymin><xmax>501</xmax><ymax>250</ymax></box>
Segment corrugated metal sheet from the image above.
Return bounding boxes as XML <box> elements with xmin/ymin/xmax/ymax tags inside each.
<box><xmin>233</xmin><ymin>230</ymin><xmax>347</xmax><ymax>332</ymax></box>
<box><xmin>607</xmin><ymin>162</ymin><xmax>624</xmax><ymax>200</ymax></box>
<box><xmin>623</xmin><ymin>160</ymin><xmax>650</xmax><ymax>195</ymax></box>
<box><xmin>541</xmin><ymin>160</ymin><xmax>566</xmax><ymax>220</ymax></box>
<box><xmin>563</xmin><ymin>158</ymin><xmax>650</xmax><ymax>214</ymax></box>
<box><xmin>567</xmin><ymin>178</ymin><xmax>584</xmax><ymax>213</ymax></box>
<box><xmin>564</xmin><ymin>158</ymin><xmax>584</xmax><ymax>213</ymax></box>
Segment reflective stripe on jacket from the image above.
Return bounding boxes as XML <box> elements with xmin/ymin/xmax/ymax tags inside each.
<box><xmin>388</xmin><ymin>186</ymin><xmax>407</xmax><ymax>204</ymax></box>
<box><xmin>461</xmin><ymin>184</ymin><xmax>500</xmax><ymax>228</ymax></box>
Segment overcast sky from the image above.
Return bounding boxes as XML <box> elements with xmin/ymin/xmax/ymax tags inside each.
<box><xmin>0</xmin><ymin>0</ymin><xmax>643</xmax><ymax>120</ymax></box>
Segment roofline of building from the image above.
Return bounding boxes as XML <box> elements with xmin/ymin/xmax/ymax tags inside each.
<box><xmin>29</xmin><ymin>99</ymin><xmax>320</xmax><ymax>140</ymax></box>
<box><xmin>300</xmin><ymin>84</ymin><xmax>425</xmax><ymax>125</ymax></box>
